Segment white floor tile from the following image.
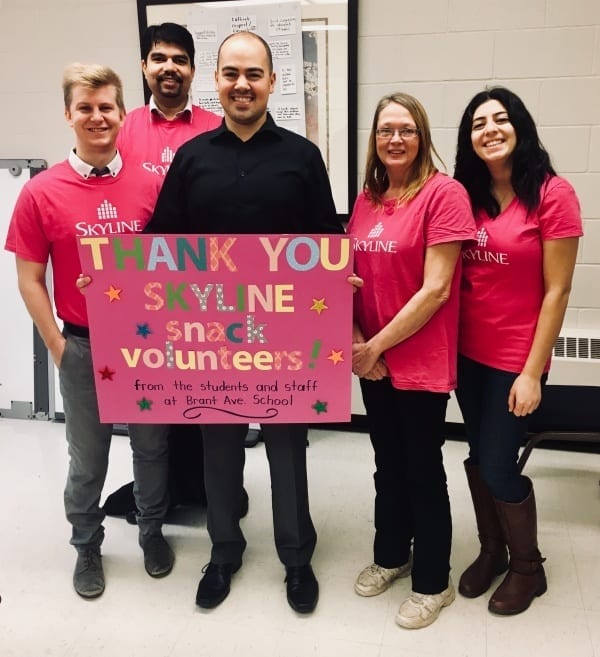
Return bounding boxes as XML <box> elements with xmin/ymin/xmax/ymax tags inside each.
<box><xmin>486</xmin><ymin>603</ymin><xmax>595</xmax><ymax>657</ymax></box>
<box><xmin>587</xmin><ymin>610</ymin><xmax>600</xmax><ymax>656</ymax></box>
<box><xmin>0</xmin><ymin>418</ymin><xmax>598</xmax><ymax>657</ymax></box>
<box><xmin>572</xmin><ymin>532</ymin><xmax>600</xmax><ymax>612</ymax></box>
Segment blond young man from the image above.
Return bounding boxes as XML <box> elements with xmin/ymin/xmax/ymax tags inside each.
<box><xmin>5</xmin><ymin>64</ymin><xmax>174</xmax><ymax>598</ymax></box>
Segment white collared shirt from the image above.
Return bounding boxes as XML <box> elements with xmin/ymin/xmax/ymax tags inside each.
<box><xmin>68</xmin><ymin>149</ymin><xmax>123</xmax><ymax>179</ymax></box>
<box><xmin>149</xmin><ymin>95</ymin><xmax>193</xmax><ymax>122</ymax></box>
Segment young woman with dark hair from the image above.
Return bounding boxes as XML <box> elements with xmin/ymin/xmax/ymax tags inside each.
<box><xmin>454</xmin><ymin>87</ymin><xmax>582</xmax><ymax>615</ymax></box>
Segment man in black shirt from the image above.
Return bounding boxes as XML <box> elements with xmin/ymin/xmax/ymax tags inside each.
<box><xmin>146</xmin><ymin>31</ymin><xmax>343</xmax><ymax>614</ymax></box>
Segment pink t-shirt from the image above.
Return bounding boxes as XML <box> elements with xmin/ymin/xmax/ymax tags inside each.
<box><xmin>459</xmin><ymin>176</ymin><xmax>583</xmax><ymax>373</ymax></box>
<box><xmin>117</xmin><ymin>104</ymin><xmax>222</xmax><ymax>178</ymax></box>
<box><xmin>5</xmin><ymin>160</ymin><xmax>161</xmax><ymax>327</ymax></box>
<box><xmin>348</xmin><ymin>172</ymin><xmax>476</xmax><ymax>392</ymax></box>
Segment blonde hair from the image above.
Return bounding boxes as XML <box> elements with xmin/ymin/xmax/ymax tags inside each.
<box><xmin>364</xmin><ymin>92</ymin><xmax>445</xmax><ymax>206</ymax></box>
<box><xmin>62</xmin><ymin>63</ymin><xmax>125</xmax><ymax>112</ymax></box>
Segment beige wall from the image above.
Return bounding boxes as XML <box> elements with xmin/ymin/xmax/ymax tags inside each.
<box><xmin>359</xmin><ymin>0</ymin><xmax>600</xmax><ymax>330</ymax></box>
<box><xmin>1</xmin><ymin>0</ymin><xmax>599</xmax><ymax>328</ymax></box>
<box><xmin>0</xmin><ymin>0</ymin><xmax>143</xmax><ymax>166</ymax></box>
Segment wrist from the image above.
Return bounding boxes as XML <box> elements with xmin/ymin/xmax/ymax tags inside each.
<box><xmin>520</xmin><ymin>368</ymin><xmax>543</xmax><ymax>381</ymax></box>
<box><xmin>46</xmin><ymin>332</ymin><xmax>66</xmax><ymax>354</ymax></box>
<box><xmin>366</xmin><ymin>336</ymin><xmax>383</xmax><ymax>360</ymax></box>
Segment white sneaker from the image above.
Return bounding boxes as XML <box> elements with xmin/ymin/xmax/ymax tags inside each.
<box><xmin>354</xmin><ymin>558</ymin><xmax>412</xmax><ymax>597</ymax></box>
<box><xmin>395</xmin><ymin>579</ymin><xmax>455</xmax><ymax>629</ymax></box>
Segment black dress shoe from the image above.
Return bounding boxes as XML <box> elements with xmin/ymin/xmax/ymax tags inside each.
<box><xmin>244</xmin><ymin>428</ymin><xmax>262</xmax><ymax>447</ymax></box>
<box><xmin>196</xmin><ymin>562</ymin><xmax>241</xmax><ymax>609</ymax></box>
<box><xmin>285</xmin><ymin>564</ymin><xmax>319</xmax><ymax>613</ymax></box>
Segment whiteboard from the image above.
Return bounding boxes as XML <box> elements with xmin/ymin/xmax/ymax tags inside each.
<box><xmin>0</xmin><ymin>160</ymin><xmax>51</xmax><ymax>418</ymax></box>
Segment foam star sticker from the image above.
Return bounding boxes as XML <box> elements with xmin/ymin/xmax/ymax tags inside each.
<box><xmin>136</xmin><ymin>323</ymin><xmax>152</xmax><ymax>338</ymax></box>
<box><xmin>310</xmin><ymin>298</ymin><xmax>328</xmax><ymax>315</ymax></box>
<box><xmin>98</xmin><ymin>366</ymin><xmax>115</xmax><ymax>381</ymax></box>
<box><xmin>104</xmin><ymin>285</ymin><xmax>122</xmax><ymax>302</ymax></box>
<box><xmin>137</xmin><ymin>397</ymin><xmax>153</xmax><ymax>411</ymax></box>
<box><xmin>312</xmin><ymin>400</ymin><xmax>328</xmax><ymax>414</ymax></box>
<box><xmin>327</xmin><ymin>349</ymin><xmax>344</xmax><ymax>365</ymax></box>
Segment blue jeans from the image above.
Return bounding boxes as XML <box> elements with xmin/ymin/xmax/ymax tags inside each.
<box><xmin>360</xmin><ymin>378</ymin><xmax>452</xmax><ymax>594</ymax></box>
<box><xmin>59</xmin><ymin>333</ymin><xmax>170</xmax><ymax>551</ymax></box>
<box><xmin>456</xmin><ymin>355</ymin><xmax>546</xmax><ymax>502</ymax></box>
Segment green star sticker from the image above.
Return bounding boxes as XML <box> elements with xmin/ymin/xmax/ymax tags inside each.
<box><xmin>137</xmin><ymin>397</ymin><xmax>153</xmax><ymax>411</ymax></box>
<box><xmin>312</xmin><ymin>400</ymin><xmax>328</xmax><ymax>414</ymax></box>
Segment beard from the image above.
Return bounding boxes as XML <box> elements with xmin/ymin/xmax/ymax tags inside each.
<box><xmin>157</xmin><ymin>75</ymin><xmax>184</xmax><ymax>98</ymax></box>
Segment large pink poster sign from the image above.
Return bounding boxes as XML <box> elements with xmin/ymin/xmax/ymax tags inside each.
<box><xmin>77</xmin><ymin>234</ymin><xmax>354</xmax><ymax>424</ymax></box>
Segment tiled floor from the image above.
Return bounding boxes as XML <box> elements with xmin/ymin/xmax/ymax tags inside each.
<box><xmin>0</xmin><ymin>417</ymin><xmax>598</xmax><ymax>656</ymax></box>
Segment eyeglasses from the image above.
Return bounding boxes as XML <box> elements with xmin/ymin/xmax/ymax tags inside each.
<box><xmin>375</xmin><ymin>127</ymin><xmax>420</xmax><ymax>140</ymax></box>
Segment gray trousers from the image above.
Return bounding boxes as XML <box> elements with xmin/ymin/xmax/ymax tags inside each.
<box><xmin>59</xmin><ymin>333</ymin><xmax>169</xmax><ymax>551</ymax></box>
<box><xmin>201</xmin><ymin>423</ymin><xmax>316</xmax><ymax>567</ymax></box>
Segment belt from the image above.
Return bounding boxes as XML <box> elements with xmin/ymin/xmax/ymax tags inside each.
<box><xmin>63</xmin><ymin>322</ymin><xmax>90</xmax><ymax>338</ymax></box>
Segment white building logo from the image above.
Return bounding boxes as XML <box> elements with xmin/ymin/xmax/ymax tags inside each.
<box><xmin>476</xmin><ymin>226</ymin><xmax>489</xmax><ymax>247</ymax></box>
<box><xmin>97</xmin><ymin>200</ymin><xmax>118</xmax><ymax>221</ymax></box>
<box><xmin>161</xmin><ymin>146</ymin><xmax>175</xmax><ymax>164</ymax></box>
<box><xmin>367</xmin><ymin>222</ymin><xmax>384</xmax><ymax>239</ymax></box>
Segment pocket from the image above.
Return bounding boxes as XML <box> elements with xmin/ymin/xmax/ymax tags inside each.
<box><xmin>58</xmin><ymin>334</ymin><xmax>72</xmax><ymax>371</ymax></box>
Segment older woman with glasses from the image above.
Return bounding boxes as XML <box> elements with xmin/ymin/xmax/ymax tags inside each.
<box><xmin>348</xmin><ymin>92</ymin><xmax>475</xmax><ymax>629</ymax></box>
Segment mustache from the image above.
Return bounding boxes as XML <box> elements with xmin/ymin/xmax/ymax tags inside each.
<box><xmin>158</xmin><ymin>73</ymin><xmax>183</xmax><ymax>84</ymax></box>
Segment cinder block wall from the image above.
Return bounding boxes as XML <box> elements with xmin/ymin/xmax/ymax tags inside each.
<box><xmin>358</xmin><ymin>0</ymin><xmax>600</xmax><ymax>331</ymax></box>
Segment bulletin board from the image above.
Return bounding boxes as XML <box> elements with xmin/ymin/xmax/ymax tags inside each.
<box><xmin>136</xmin><ymin>0</ymin><xmax>358</xmax><ymax>219</ymax></box>
<box><xmin>187</xmin><ymin>2</ymin><xmax>307</xmax><ymax>136</ymax></box>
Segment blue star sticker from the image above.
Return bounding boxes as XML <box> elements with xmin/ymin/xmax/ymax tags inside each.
<box><xmin>136</xmin><ymin>323</ymin><xmax>152</xmax><ymax>338</ymax></box>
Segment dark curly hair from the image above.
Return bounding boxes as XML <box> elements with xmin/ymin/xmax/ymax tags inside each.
<box><xmin>454</xmin><ymin>87</ymin><xmax>555</xmax><ymax>217</ymax></box>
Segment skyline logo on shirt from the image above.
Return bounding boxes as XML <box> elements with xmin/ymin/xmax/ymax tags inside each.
<box><xmin>463</xmin><ymin>227</ymin><xmax>510</xmax><ymax>265</ymax></box>
<box><xmin>143</xmin><ymin>156</ymin><xmax>171</xmax><ymax>177</ymax></box>
<box><xmin>97</xmin><ymin>200</ymin><xmax>118</xmax><ymax>221</ymax></box>
<box><xmin>161</xmin><ymin>146</ymin><xmax>175</xmax><ymax>164</ymax></box>
<box><xmin>354</xmin><ymin>222</ymin><xmax>399</xmax><ymax>254</ymax></box>
<box><xmin>75</xmin><ymin>198</ymin><xmax>144</xmax><ymax>237</ymax></box>
<box><xmin>367</xmin><ymin>222</ymin><xmax>384</xmax><ymax>239</ymax></box>
<box><xmin>476</xmin><ymin>226</ymin><xmax>488</xmax><ymax>247</ymax></box>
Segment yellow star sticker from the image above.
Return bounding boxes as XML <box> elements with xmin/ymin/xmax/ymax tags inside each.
<box><xmin>310</xmin><ymin>298</ymin><xmax>328</xmax><ymax>314</ymax></box>
<box><xmin>104</xmin><ymin>284</ymin><xmax>122</xmax><ymax>302</ymax></box>
<box><xmin>327</xmin><ymin>349</ymin><xmax>344</xmax><ymax>365</ymax></box>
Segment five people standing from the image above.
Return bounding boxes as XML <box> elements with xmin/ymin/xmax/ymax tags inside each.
<box><xmin>3</xmin><ymin>16</ymin><xmax>583</xmax><ymax>630</ymax></box>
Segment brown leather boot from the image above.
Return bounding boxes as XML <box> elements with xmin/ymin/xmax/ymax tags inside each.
<box><xmin>459</xmin><ymin>460</ymin><xmax>508</xmax><ymax>598</ymax></box>
<box><xmin>489</xmin><ymin>477</ymin><xmax>547</xmax><ymax>615</ymax></box>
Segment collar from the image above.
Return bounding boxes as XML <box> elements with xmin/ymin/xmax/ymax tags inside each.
<box><xmin>68</xmin><ymin>150</ymin><xmax>122</xmax><ymax>179</ymax></box>
<box><xmin>150</xmin><ymin>95</ymin><xmax>193</xmax><ymax>122</ymax></box>
<box><xmin>212</xmin><ymin>112</ymin><xmax>279</xmax><ymax>142</ymax></box>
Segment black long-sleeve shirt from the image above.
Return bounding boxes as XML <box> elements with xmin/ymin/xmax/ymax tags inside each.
<box><xmin>145</xmin><ymin>113</ymin><xmax>343</xmax><ymax>236</ymax></box>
